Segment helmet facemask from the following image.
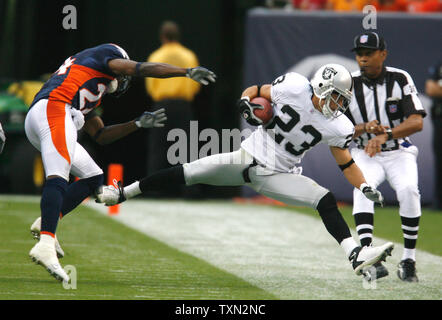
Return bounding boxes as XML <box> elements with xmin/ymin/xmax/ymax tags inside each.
<box><xmin>107</xmin><ymin>75</ymin><xmax>132</xmax><ymax>98</ymax></box>
<box><xmin>321</xmin><ymin>89</ymin><xmax>352</xmax><ymax>118</ymax></box>
<box><xmin>107</xmin><ymin>44</ymin><xmax>132</xmax><ymax>98</ymax></box>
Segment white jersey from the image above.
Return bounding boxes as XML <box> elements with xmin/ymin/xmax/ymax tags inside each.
<box><xmin>241</xmin><ymin>72</ymin><xmax>355</xmax><ymax>172</ymax></box>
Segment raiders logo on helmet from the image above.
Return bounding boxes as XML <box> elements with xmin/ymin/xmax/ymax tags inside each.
<box><xmin>322</xmin><ymin>67</ymin><xmax>337</xmax><ymax>80</ymax></box>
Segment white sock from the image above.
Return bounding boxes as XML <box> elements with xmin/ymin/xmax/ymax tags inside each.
<box><xmin>40</xmin><ymin>234</ymin><xmax>55</xmax><ymax>247</ymax></box>
<box><xmin>124</xmin><ymin>181</ymin><xmax>141</xmax><ymax>199</ymax></box>
<box><xmin>340</xmin><ymin>237</ymin><xmax>359</xmax><ymax>258</ymax></box>
<box><xmin>402</xmin><ymin>248</ymin><xmax>416</xmax><ymax>261</ymax></box>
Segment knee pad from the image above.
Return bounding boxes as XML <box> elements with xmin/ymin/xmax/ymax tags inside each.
<box><xmin>397</xmin><ymin>185</ymin><xmax>421</xmax><ymax>218</ymax></box>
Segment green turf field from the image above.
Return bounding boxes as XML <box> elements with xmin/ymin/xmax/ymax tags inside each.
<box><xmin>1</xmin><ymin>196</ymin><xmax>441</xmax><ymax>300</ymax></box>
<box><xmin>284</xmin><ymin>205</ymin><xmax>442</xmax><ymax>256</ymax></box>
<box><xmin>0</xmin><ymin>197</ymin><xmax>275</xmax><ymax>300</ymax></box>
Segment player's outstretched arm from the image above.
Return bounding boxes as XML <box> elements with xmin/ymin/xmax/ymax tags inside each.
<box><xmin>83</xmin><ymin>115</ymin><xmax>137</xmax><ymax>145</ymax></box>
<box><xmin>329</xmin><ymin>146</ymin><xmax>384</xmax><ymax>206</ymax></box>
<box><xmin>83</xmin><ymin>109</ymin><xmax>167</xmax><ymax>145</ymax></box>
<box><xmin>108</xmin><ymin>59</ymin><xmax>216</xmax><ymax>85</ymax></box>
<box><xmin>330</xmin><ymin>146</ymin><xmax>366</xmax><ymax>189</ymax></box>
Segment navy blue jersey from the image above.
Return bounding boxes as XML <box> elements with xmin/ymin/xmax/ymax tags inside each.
<box><xmin>31</xmin><ymin>43</ymin><xmax>129</xmax><ymax>114</ymax></box>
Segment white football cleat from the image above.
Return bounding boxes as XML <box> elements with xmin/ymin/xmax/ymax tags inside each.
<box><xmin>95</xmin><ymin>182</ymin><xmax>125</xmax><ymax>206</ymax></box>
<box><xmin>350</xmin><ymin>242</ymin><xmax>394</xmax><ymax>277</ymax></box>
<box><xmin>29</xmin><ymin>241</ymin><xmax>69</xmax><ymax>283</ymax></box>
<box><xmin>30</xmin><ymin>217</ymin><xmax>65</xmax><ymax>259</ymax></box>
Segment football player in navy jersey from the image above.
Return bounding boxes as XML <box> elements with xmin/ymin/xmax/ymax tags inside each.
<box><xmin>26</xmin><ymin>43</ymin><xmax>216</xmax><ymax>282</ymax></box>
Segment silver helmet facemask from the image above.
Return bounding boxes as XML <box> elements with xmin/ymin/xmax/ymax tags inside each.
<box><xmin>321</xmin><ymin>87</ymin><xmax>352</xmax><ymax>118</ymax></box>
<box><xmin>311</xmin><ymin>64</ymin><xmax>353</xmax><ymax>118</ymax></box>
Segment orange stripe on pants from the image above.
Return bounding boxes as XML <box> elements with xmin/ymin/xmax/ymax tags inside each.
<box><xmin>46</xmin><ymin>100</ymin><xmax>71</xmax><ymax>164</ymax></box>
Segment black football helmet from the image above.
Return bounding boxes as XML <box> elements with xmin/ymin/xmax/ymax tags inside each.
<box><xmin>110</xmin><ymin>75</ymin><xmax>131</xmax><ymax>98</ymax></box>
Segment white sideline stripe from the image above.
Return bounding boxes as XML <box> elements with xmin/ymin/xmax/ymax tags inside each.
<box><xmin>4</xmin><ymin>195</ymin><xmax>440</xmax><ymax>299</ymax></box>
<box><xmin>87</xmin><ymin>199</ymin><xmax>442</xmax><ymax>300</ymax></box>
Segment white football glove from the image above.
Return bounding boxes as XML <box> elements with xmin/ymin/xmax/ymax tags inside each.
<box><xmin>0</xmin><ymin>121</ymin><xmax>5</xmax><ymax>154</ymax></box>
<box><xmin>70</xmin><ymin>108</ymin><xmax>85</xmax><ymax>130</ymax></box>
<box><xmin>135</xmin><ymin>108</ymin><xmax>167</xmax><ymax>128</ymax></box>
<box><xmin>95</xmin><ymin>183</ymin><xmax>125</xmax><ymax>206</ymax></box>
<box><xmin>360</xmin><ymin>183</ymin><xmax>384</xmax><ymax>207</ymax></box>
<box><xmin>186</xmin><ymin>66</ymin><xmax>216</xmax><ymax>85</ymax></box>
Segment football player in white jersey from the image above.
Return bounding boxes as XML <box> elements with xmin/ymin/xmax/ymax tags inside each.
<box><xmin>96</xmin><ymin>64</ymin><xmax>394</xmax><ymax>279</ymax></box>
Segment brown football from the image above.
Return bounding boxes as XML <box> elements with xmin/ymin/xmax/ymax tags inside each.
<box><xmin>251</xmin><ymin>97</ymin><xmax>273</xmax><ymax>125</ymax></box>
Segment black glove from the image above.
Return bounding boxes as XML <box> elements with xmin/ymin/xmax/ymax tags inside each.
<box><xmin>237</xmin><ymin>97</ymin><xmax>264</xmax><ymax>126</ymax></box>
<box><xmin>186</xmin><ymin>67</ymin><xmax>216</xmax><ymax>85</ymax></box>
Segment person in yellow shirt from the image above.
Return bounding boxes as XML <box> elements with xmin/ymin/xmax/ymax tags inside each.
<box><xmin>145</xmin><ymin>21</ymin><xmax>201</xmax><ymax>198</ymax></box>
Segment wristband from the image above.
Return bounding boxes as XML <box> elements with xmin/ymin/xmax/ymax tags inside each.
<box><xmin>338</xmin><ymin>158</ymin><xmax>354</xmax><ymax>171</ymax></box>
<box><xmin>135</xmin><ymin>62</ymin><xmax>142</xmax><ymax>77</ymax></box>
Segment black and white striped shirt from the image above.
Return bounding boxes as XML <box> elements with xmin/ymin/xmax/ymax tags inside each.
<box><xmin>345</xmin><ymin>66</ymin><xmax>426</xmax><ymax>151</ymax></box>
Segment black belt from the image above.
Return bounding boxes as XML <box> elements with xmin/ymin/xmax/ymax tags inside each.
<box><xmin>242</xmin><ymin>159</ymin><xmax>258</xmax><ymax>183</ymax></box>
<box><xmin>357</xmin><ymin>145</ymin><xmax>399</xmax><ymax>152</ymax></box>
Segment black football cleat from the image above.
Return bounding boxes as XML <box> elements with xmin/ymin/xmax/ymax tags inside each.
<box><xmin>397</xmin><ymin>259</ymin><xmax>418</xmax><ymax>282</ymax></box>
<box><xmin>373</xmin><ymin>261</ymin><xmax>389</xmax><ymax>279</ymax></box>
<box><xmin>350</xmin><ymin>242</ymin><xmax>394</xmax><ymax>278</ymax></box>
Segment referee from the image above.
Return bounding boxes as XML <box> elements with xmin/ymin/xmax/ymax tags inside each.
<box><xmin>345</xmin><ymin>31</ymin><xmax>426</xmax><ymax>282</ymax></box>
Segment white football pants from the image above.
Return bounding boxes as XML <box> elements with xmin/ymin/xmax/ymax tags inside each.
<box><xmin>351</xmin><ymin>147</ymin><xmax>421</xmax><ymax>218</ymax></box>
<box><xmin>24</xmin><ymin>99</ymin><xmax>103</xmax><ymax>181</ymax></box>
<box><xmin>183</xmin><ymin>148</ymin><xmax>329</xmax><ymax>209</ymax></box>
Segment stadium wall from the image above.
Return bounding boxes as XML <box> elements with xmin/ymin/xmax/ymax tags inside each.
<box><xmin>242</xmin><ymin>9</ymin><xmax>442</xmax><ymax>204</ymax></box>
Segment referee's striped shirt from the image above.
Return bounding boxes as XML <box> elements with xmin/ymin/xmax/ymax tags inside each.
<box><xmin>345</xmin><ymin>66</ymin><xmax>427</xmax><ymax>151</ymax></box>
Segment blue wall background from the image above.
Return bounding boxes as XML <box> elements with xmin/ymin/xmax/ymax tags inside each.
<box><xmin>242</xmin><ymin>9</ymin><xmax>442</xmax><ymax>205</ymax></box>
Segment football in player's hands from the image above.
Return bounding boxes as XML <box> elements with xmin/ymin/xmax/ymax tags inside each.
<box><xmin>251</xmin><ymin>97</ymin><xmax>274</xmax><ymax>125</ymax></box>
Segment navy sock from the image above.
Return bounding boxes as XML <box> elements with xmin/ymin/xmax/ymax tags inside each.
<box><xmin>61</xmin><ymin>174</ymin><xmax>104</xmax><ymax>218</ymax></box>
<box><xmin>40</xmin><ymin>177</ymin><xmax>68</xmax><ymax>235</ymax></box>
